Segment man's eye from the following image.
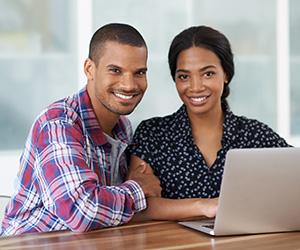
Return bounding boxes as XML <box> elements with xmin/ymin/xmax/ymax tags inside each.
<box><xmin>136</xmin><ymin>71</ymin><xmax>146</xmax><ymax>75</ymax></box>
<box><xmin>110</xmin><ymin>68</ymin><xmax>120</xmax><ymax>73</ymax></box>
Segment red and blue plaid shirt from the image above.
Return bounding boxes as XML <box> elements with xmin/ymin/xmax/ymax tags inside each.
<box><xmin>1</xmin><ymin>86</ymin><xmax>146</xmax><ymax>235</ymax></box>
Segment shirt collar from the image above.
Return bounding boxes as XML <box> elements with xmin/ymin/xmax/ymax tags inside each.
<box><xmin>172</xmin><ymin>103</ymin><xmax>239</xmax><ymax>145</ymax></box>
<box><xmin>76</xmin><ymin>86</ymin><xmax>132</xmax><ymax>146</ymax></box>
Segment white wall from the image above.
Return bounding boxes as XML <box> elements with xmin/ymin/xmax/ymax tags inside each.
<box><xmin>0</xmin><ymin>151</ymin><xmax>21</xmax><ymax>196</ymax></box>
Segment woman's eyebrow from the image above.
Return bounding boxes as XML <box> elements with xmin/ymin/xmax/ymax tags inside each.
<box><xmin>199</xmin><ymin>65</ymin><xmax>217</xmax><ymax>71</ymax></box>
<box><xmin>176</xmin><ymin>69</ymin><xmax>189</xmax><ymax>74</ymax></box>
<box><xmin>176</xmin><ymin>65</ymin><xmax>217</xmax><ymax>74</ymax></box>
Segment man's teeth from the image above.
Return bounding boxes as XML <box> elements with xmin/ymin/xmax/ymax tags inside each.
<box><xmin>115</xmin><ymin>93</ymin><xmax>133</xmax><ymax>100</ymax></box>
<box><xmin>191</xmin><ymin>96</ymin><xmax>207</xmax><ymax>102</ymax></box>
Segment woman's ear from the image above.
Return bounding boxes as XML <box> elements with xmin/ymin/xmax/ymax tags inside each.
<box><xmin>84</xmin><ymin>58</ymin><xmax>95</xmax><ymax>80</ymax></box>
<box><xmin>224</xmin><ymin>74</ymin><xmax>229</xmax><ymax>84</ymax></box>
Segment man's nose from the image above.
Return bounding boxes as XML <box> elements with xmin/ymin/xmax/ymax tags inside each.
<box><xmin>119</xmin><ymin>73</ymin><xmax>137</xmax><ymax>91</ymax></box>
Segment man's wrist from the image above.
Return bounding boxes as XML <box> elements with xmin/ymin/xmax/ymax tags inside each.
<box><xmin>122</xmin><ymin>180</ymin><xmax>147</xmax><ymax>213</ymax></box>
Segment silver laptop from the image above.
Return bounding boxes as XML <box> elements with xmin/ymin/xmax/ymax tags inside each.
<box><xmin>179</xmin><ymin>147</ymin><xmax>300</xmax><ymax>236</ymax></box>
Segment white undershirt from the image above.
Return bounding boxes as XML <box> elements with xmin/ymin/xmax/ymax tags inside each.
<box><xmin>103</xmin><ymin>133</ymin><xmax>128</xmax><ymax>186</ymax></box>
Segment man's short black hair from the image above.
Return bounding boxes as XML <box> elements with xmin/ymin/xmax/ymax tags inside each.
<box><xmin>89</xmin><ymin>23</ymin><xmax>147</xmax><ymax>66</ymax></box>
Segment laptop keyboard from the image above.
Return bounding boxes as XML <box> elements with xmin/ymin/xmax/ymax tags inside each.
<box><xmin>203</xmin><ymin>224</ymin><xmax>215</xmax><ymax>229</ymax></box>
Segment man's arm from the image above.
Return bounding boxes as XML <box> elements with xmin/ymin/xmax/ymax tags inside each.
<box><xmin>33</xmin><ymin>120</ymin><xmax>160</xmax><ymax>232</ymax></box>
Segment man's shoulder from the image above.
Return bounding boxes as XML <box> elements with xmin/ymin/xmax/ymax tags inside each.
<box><xmin>30</xmin><ymin>92</ymin><xmax>83</xmax><ymax>135</ymax></box>
<box><xmin>41</xmin><ymin>95</ymin><xmax>79</xmax><ymax>123</ymax></box>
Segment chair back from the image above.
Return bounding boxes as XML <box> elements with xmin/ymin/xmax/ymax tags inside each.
<box><xmin>0</xmin><ymin>195</ymin><xmax>11</xmax><ymax>224</ymax></box>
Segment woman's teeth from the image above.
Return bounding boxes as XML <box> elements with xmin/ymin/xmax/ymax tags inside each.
<box><xmin>191</xmin><ymin>96</ymin><xmax>207</xmax><ymax>102</ymax></box>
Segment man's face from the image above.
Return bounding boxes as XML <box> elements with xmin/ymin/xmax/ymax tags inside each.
<box><xmin>86</xmin><ymin>41</ymin><xmax>148</xmax><ymax>117</ymax></box>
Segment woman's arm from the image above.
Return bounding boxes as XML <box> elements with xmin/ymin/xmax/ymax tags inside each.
<box><xmin>127</xmin><ymin>154</ymin><xmax>155</xmax><ymax>176</ymax></box>
<box><xmin>128</xmin><ymin>154</ymin><xmax>218</xmax><ymax>222</ymax></box>
<box><xmin>131</xmin><ymin>197</ymin><xmax>218</xmax><ymax>222</ymax></box>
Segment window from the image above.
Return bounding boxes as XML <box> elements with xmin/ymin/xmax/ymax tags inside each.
<box><xmin>91</xmin><ymin>0</ymin><xmax>299</xmax><ymax>146</ymax></box>
<box><xmin>0</xmin><ymin>0</ymin><xmax>299</xmax><ymax>195</ymax></box>
<box><xmin>0</xmin><ymin>0</ymin><xmax>78</xmax><ymax>195</ymax></box>
<box><xmin>290</xmin><ymin>0</ymin><xmax>300</xmax><ymax>137</ymax></box>
<box><xmin>0</xmin><ymin>0</ymin><xmax>78</xmax><ymax>151</ymax></box>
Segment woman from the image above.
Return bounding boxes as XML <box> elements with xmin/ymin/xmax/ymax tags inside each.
<box><xmin>129</xmin><ymin>25</ymin><xmax>289</xmax><ymax>221</ymax></box>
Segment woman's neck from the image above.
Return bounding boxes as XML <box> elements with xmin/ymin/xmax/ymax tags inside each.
<box><xmin>188</xmin><ymin>104</ymin><xmax>225</xmax><ymax>135</ymax></box>
<box><xmin>188</xmin><ymin>104</ymin><xmax>225</xmax><ymax>168</ymax></box>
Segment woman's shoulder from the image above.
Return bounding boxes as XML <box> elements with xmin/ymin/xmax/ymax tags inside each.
<box><xmin>234</xmin><ymin>113</ymin><xmax>274</xmax><ymax>132</ymax></box>
<box><xmin>223</xmin><ymin>105</ymin><xmax>272</xmax><ymax>131</ymax></box>
<box><xmin>226</xmin><ymin>109</ymin><xmax>289</xmax><ymax>147</ymax></box>
<box><xmin>136</xmin><ymin>105</ymin><xmax>186</xmax><ymax>132</ymax></box>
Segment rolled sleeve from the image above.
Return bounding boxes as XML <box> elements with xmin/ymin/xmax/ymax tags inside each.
<box><xmin>120</xmin><ymin>180</ymin><xmax>147</xmax><ymax>213</ymax></box>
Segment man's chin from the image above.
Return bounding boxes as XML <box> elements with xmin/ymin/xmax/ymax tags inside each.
<box><xmin>117</xmin><ymin>102</ymin><xmax>140</xmax><ymax>115</ymax></box>
<box><xmin>104</xmin><ymin>101</ymin><xmax>140</xmax><ymax>116</ymax></box>
<box><xmin>111</xmin><ymin>106</ymin><xmax>137</xmax><ymax>116</ymax></box>
<box><xmin>119</xmin><ymin>108</ymin><xmax>136</xmax><ymax>116</ymax></box>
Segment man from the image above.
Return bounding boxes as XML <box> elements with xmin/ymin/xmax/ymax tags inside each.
<box><xmin>1</xmin><ymin>23</ymin><xmax>161</xmax><ymax>235</ymax></box>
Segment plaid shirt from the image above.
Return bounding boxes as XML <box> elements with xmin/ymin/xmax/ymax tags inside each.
<box><xmin>1</xmin><ymin>86</ymin><xmax>146</xmax><ymax>235</ymax></box>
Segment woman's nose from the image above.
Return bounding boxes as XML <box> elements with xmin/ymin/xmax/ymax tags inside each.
<box><xmin>190</xmin><ymin>77</ymin><xmax>205</xmax><ymax>92</ymax></box>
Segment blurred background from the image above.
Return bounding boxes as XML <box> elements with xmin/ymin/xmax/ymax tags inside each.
<box><xmin>0</xmin><ymin>0</ymin><xmax>299</xmax><ymax>194</ymax></box>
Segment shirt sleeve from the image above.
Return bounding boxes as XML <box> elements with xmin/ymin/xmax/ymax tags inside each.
<box><xmin>33</xmin><ymin>118</ymin><xmax>146</xmax><ymax>232</ymax></box>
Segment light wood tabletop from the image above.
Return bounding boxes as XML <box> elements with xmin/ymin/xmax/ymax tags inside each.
<box><xmin>0</xmin><ymin>219</ymin><xmax>299</xmax><ymax>250</ymax></box>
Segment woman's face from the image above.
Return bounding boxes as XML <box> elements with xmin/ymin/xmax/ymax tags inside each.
<box><xmin>175</xmin><ymin>46</ymin><xmax>227</xmax><ymax>117</ymax></box>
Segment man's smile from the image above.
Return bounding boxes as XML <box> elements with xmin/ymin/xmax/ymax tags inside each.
<box><xmin>114</xmin><ymin>92</ymin><xmax>135</xmax><ymax>100</ymax></box>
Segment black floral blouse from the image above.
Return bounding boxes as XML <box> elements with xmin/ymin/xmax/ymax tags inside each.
<box><xmin>129</xmin><ymin>104</ymin><xmax>290</xmax><ymax>199</ymax></box>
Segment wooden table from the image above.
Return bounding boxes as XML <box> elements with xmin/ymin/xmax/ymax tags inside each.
<box><xmin>0</xmin><ymin>220</ymin><xmax>299</xmax><ymax>250</ymax></box>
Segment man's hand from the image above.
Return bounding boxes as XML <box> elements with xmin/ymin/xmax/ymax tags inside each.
<box><xmin>127</xmin><ymin>155</ymin><xmax>162</xmax><ymax>198</ymax></box>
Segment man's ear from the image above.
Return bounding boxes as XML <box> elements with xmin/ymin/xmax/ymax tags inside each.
<box><xmin>84</xmin><ymin>58</ymin><xmax>95</xmax><ymax>80</ymax></box>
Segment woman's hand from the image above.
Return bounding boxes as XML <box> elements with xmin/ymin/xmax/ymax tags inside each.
<box><xmin>197</xmin><ymin>197</ymin><xmax>218</xmax><ymax>218</ymax></box>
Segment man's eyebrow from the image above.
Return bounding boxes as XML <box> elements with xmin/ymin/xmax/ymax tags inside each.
<box><xmin>176</xmin><ymin>65</ymin><xmax>217</xmax><ymax>74</ymax></box>
<box><xmin>138</xmin><ymin>67</ymin><xmax>148</xmax><ymax>72</ymax></box>
<box><xmin>106</xmin><ymin>65</ymin><xmax>148</xmax><ymax>72</ymax></box>
<box><xmin>107</xmin><ymin>64</ymin><xmax>122</xmax><ymax>69</ymax></box>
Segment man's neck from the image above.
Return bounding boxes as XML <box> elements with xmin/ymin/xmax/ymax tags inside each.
<box><xmin>86</xmin><ymin>85</ymin><xmax>120</xmax><ymax>138</ymax></box>
<box><xmin>94</xmin><ymin>107</ymin><xmax>120</xmax><ymax>138</ymax></box>
<box><xmin>99</xmin><ymin>116</ymin><xmax>119</xmax><ymax>138</ymax></box>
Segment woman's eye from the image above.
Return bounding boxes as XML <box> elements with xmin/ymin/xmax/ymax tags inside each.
<box><xmin>178</xmin><ymin>75</ymin><xmax>188</xmax><ymax>80</ymax></box>
<box><xmin>204</xmin><ymin>71</ymin><xmax>214</xmax><ymax>77</ymax></box>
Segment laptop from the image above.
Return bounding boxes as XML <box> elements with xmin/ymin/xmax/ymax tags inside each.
<box><xmin>179</xmin><ymin>147</ymin><xmax>300</xmax><ymax>236</ymax></box>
